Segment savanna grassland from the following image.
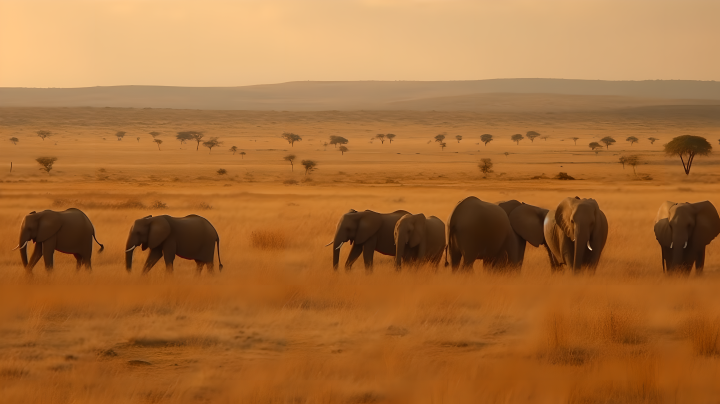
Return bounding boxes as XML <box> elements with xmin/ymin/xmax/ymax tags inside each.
<box><xmin>1</xmin><ymin>106</ymin><xmax>720</xmax><ymax>403</ymax></box>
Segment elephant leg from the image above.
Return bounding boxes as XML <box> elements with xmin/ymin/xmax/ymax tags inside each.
<box><xmin>362</xmin><ymin>237</ymin><xmax>377</xmax><ymax>273</ymax></box>
<box><xmin>460</xmin><ymin>248</ymin><xmax>478</xmax><ymax>272</ymax></box>
<box><xmin>26</xmin><ymin>242</ymin><xmax>44</xmax><ymax>273</ymax></box>
<box><xmin>162</xmin><ymin>240</ymin><xmax>177</xmax><ymax>273</ymax></box>
<box><xmin>206</xmin><ymin>261</ymin><xmax>215</xmax><ymax>273</ymax></box>
<box><xmin>560</xmin><ymin>240</ymin><xmax>575</xmax><ymax>273</ymax></box>
<box><xmin>345</xmin><ymin>244</ymin><xmax>364</xmax><ymax>271</ymax></box>
<box><xmin>142</xmin><ymin>248</ymin><xmax>164</xmax><ymax>273</ymax></box>
<box><xmin>543</xmin><ymin>244</ymin><xmax>562</xmax><ymax>273</ymax></box>
<box><xmin>73</xmin><ymin>254</ymin><xmax>83</xmax><ymax>270</ymax></box>
<box><xmin>195</xmin><ymin>260</ymin><xmax>205</xmax><ymax>274</ymax></box>
<box><xmin>449</xmin><ymin>245</ymin><xmax>463</xmax><ymax>272</ymax></box>
<box><xmin>163</xmin><ymin>253</ymin><xmax>175</xmax><ymax>273</ymax></box>
<box><xmin>695</xmin><ymin>247</ymin><xmax>706</xmax><ymax>276</ymax></box>
<box><xmin>42</xmin><ymin>238</ymin><xmax>57</xmax><ymax>271</ymax></box>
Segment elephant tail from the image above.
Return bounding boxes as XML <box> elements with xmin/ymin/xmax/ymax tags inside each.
<box><xmin>444</xmin><ymin>245</ymin><xmax>449</xmax><ymax>267</ymax></box>
<box><xmin>93</xmin><ymin>233</ymin><xmax>104</xmax><ymax>253</ymax></box>
<box><xmin>216</xmin><ymin>237</ymin><xmax>224</xmax><ymax>271</ymax></box>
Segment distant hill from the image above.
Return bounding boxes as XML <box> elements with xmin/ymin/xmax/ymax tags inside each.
<box><xmin>1</xmin><ymin>79</ymin><xmax>720</xmax><ymax>111</ymax></box>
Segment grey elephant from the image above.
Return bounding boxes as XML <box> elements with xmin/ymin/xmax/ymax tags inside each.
<box><xmin>394</xmin><ymin>213</ymin><xmax>446</xmax><ymax>269</ymax></box>
<box><xmin>497</xmin><ymin>200</ymin><xmax>561</xmax><ymax>270</ymax></box>
<box><xmin>328</xmin><ymin>209</ymin><xmax>410</xmax><ymax>271</ymax></box>
<box><xmin>125</xmin><ymin>214</ymin><xmax>223</xmax><ymax>273</ymax></box>
<box><xmin>446</xmin><ymin>196</ymin><xmax>521</xmax><ymax>271</ymax></box>
<box><xmin>15</xmin><ymin>208</ymin><xmax>104</xmax><ymax>272</ymax></box>
<box><xmin>544</xmin><ymin>197</ymin><xmax>608</xmax><ymax>273</ymax></box>
<box><xmin>654</xmin><ymin>201</ymin><xmax>720</xmax><ymax>274</ymax></box>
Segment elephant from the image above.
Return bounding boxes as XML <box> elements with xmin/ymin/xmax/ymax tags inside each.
<box><xmin>446</xmin><ymin>196</ymin><xmax>521</xmax><ymax>271</ymax></box>
<box><xmin>328</xmin><ymin>209</ymin><xmax>410</xmax><ymax>271</ymax></box>
<box><xmin>125</xmin><ymin>214</ymin><xmax>223</xmax><ymax>274</ymax></box>
<box><xmin>544</xmin><ymin>197</ymin><xmax>608</xmax><ymax>273</ymax></box>
<box><xmin>393</xmin><ymin>213</ymin><xmax>446</xmax><ymax>269</ymax></box>
<box><xmin>14</xmin><ymin>208</ymin><xmax>104</xmax><ymax>273</ymax></box>
<box><xmin>653</xmin><ymin>201</ymin><xmax>720</xmax><ymax>274</ymax></box>
<box><xmin>497</xmin><ymin>200</ymin><xmax>561</xmax><ymax>270</ymax></box>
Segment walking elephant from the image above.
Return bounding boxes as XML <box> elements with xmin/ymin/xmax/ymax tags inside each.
<box><xmin>654</xmin><ymin>201</ymin><xmax>720</xmax><ymax>274</ymax></box>
<box><xmin>125</xmin><ymin>214</ymin><xmax>223</xmax><ymax>274</ymax></box>
<box><xmin>328</xmin><ymin>209</ymin><xmax>410</xmax><ymax>271</ymax></box>
<box><xmin>446</xmin><ymin>196</ymin><xmax>521</xmax><ymax>271</ymax></box>
<box><xmin>14</xmin><ymin>208</ymin><xmax>104</xmax><ymax>273</ymax></box>
<box><xmin>497</xmin><ymin>200</ymin><xmax>561</xmax><ymax>270</ymax></box>
<box><xmin>544</xmin><ymin>197</ymin><xmax>608</xmax><ymax>273</ymax></box>
<box><xmin>394</xmin><ymin>213</ymin><xmax>446</xmax><ymax>269</ymax></box>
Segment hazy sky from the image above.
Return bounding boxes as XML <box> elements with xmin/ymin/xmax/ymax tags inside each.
<box><xmin>1</xmin><ymin>0</ymin><xmax>718</xmax><ymax>87</ymax></box>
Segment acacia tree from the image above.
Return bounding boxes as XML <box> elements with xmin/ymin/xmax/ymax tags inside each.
<box><xmin>511</xmin><ymin>134</ymin><xmax>524</xmax><ymax>145</ymax></box>
<box><xmin>434</xmin><ymin>133</ymin><xmax>446</xmax><ymax>144</ymax></box>
<box><xmin>526</xmin><ymin>131</ymin><xmax>541</xmax><ymax>143</ymax></box>
<box><xmin>455</xmin><ymin>135</ymin><xmax>463</xmax><ymax>143</ymax></box>
<box><xmin>229</xmin><ymin>146</ymin><xmax>238</xmax><ymax>155</ymax></box>
<box><xmin>115</xmin><ymin>131</ymin><xmax>126</xmax><ymax>141</ymax></box>
<box><xmin>664</xmin><ymin>135</ymin><xmax>712</xmax><ymax>175</ymax></box>
<box><xmin>504</xmin><ymin>152</ymin><xmax>509</xmax><ymax>157</ymax></box>
<box><xmin>190</xmin><ymin>132</ymin><xmax>205</xmax><ymax>150</ymax></box>
<box><xmin>154</xmin><ymin>139</ymin><xmax>163</xmax><ymax>150</ymax></box>
<box><xmin>301</xmin><ymin>159</ymin><xmax>317</xmax><ymax>175</ymax></box>
<box><xmin>589</xmin><ymin>142</ymin><xmax>602</xmax><ymax>154</ymax></box>
<box><xmin>439</xmin><ymin>142</ymin><xmax>447</xmax><ymax>151</ymax></box>
<box><xmin>481</xmin><ymin>134</ymin><xmax>493</xmax><ymax>146</ymax></box>
<box><xmin>571</xmin><ymin>137</ymin><xmax>580</xmax><ymax>145</ymax></box>
<box><xmin>375</xmin><ymin>134</ymin><xmax>386</xmax><ymax>144</ymax></box>
<box><xmin>386</xmin><ymin>134</ymin><xmax>396</xmax><ymax>143</ymax></box>
<box><xmin>36</xmin><ymin>156</ymin><xmax>57</xmax><ymax>174</ymax></box>
<box><xmin>240</xmin><ymin>151</ymin><xmax>246</xmax><ymax>159</ymax></box>
<box><xmin>282</xmin><ymin>132</ymin><xmax>302</xmax><ymax>147</ymax></box>
<box><xmin>202</xmin><ymin>137</ymin><xmax>222</xmax><ymax>153</ymax></box>
<box><xmin>540</xmin><ymin>135</ymin><xmax>550</xmax><ymax>141</ymax></box>
<box><xmin>323</xmin><ymin>142</ymin><xmax>329</xmax><ymax>150</ymax></box>
<box><xmin>149</xmin><ymin>132</ymin><xmax>161</xmax><ymax>139</ymax></box>
<box><xmin>478</xmin><ymin>158</ymin><xmax>494</xmax><ymax>177</ymax></box>
<box><xmin>37</xmin><ymin>130</ymin><xmax>51</xmax><ymax>141</ymax></box>
<box><xmin>618</xmin><ymin>156</ymin><xmax>627</xmax><ymax>169</ymax></box>
<box><xmin>284</xmin><ymin>154</ymin><xmax>296</xmax><ymax>171</ymax></box>
<box><xmin>626</xmin><ymin>155</ymin><xmax>641</xmax><ymax>175</ymax></box>
<box><xmin>329</xmin><ymin>135</ymin><xmax>348</xmax><ymax>148</ymax></box>
<box><xmin>10</xmin><ymin>137</ymin><xmax>18</xmax><ymax>145</ymax></box>
<box><xmin>176</xmin><ymin>132</ymin><xmax>194</xmax><ymax>145</ymax></box>
<box><xmin>648</xmin><ymin>137</ymin><xmax>658</xmax><ymax>145</ymax></box>
<box><xmin>136</xmin><ymin>137</ymin><xmax>140</xmax><ymax>142</ymax></box>
<box><xmin>626</xmin><ymin>136</ymin><xmax>639</xmax><ymax>145</ymax></box>
<box><xmin>600</xmin><ymin>136</ymin><xmax>616</xmax><ymax>150</ymax></box>
<box><xmin>339</xmin><ymin>146</ymin><xmax>348</xmax><ymax>155</ymax></box>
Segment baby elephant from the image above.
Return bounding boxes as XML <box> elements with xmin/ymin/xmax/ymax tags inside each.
<box><xmin>15</xmin><ymin>208</ymin><xmax>104</xmax><ymax>273</ymax></box>
<box><xmin>394</xmin><ymin>213</ymin><xmax>446</xmax><ymax>269</ymax></box>
<box><xmin>125</xmin><ymin>214</ymin><xmax>223</xmax><ymax>274</ymax></box>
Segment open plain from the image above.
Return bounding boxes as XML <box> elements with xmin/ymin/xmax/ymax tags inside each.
<box><xmin>1</xmin><ymin>105</ymin><xmax>720</xmax><ymax>403</ymax></box>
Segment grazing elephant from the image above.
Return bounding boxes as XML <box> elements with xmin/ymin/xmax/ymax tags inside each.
<box><xmin>328</xmin><ymin>209</ymin><xmax>410</xmax><ymax>271</ymax></box>
<box><xmin>14</xmin><ymin>208</ymin><xmax>104</xmax><ymax>272</ymax></box>
<box><xmin>446</xmin><ymin>196</ymin><xmax>521</xmax><ymax>271</ymax></box>
<box><xmin>497</xmin><ymin>200</ymin><xmax>561</xmax><ymax>270</ymax></box>
<box><xmin>544</xmin><ymin>197</ymin><xmax>608</xmax><ymax>273</ymax></box>
<box><xmin>394</xmin><ymin>213</ymin><xmax>446</xmax><ymax>269</ymax></box>
<box><xmin>653</xmin><ymin>201</ymin><xmax>720</xmax><ymax>274</ymax></box>
<box><xmin>125</xmin><ymin>215</ymin><xmax>223</xmax><ymax>273</ymax></box>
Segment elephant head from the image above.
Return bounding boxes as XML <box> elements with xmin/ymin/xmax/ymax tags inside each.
<box><xmin>654</xmin><ymin>201</ymin><xmax>720</xmax><ymax>271</ymax></box>
<box><xmin>125</xmin><ymin>215</ymin><xmax>170</xmax><ymax>271</ymax></box>
<box><xmin>329</xmin><ymin>209</ymin><xmax>382</xmax><ymax>269</ymax></box>
<box><xmin>555</xmin><ymin>197</ymin><xmax>607</xmax><ymax>271</ymax></box>
<box><xmin>497</xmin><ymin>200</ymin><xmax>548</xmax><ymax>248</ymax></box>
<box><xmin>15</xmin><ymin>211</ymin><xmax>59</xmax><ymax>268</ymax></box>
<box><xmin>394</xmin><ymin>213</ymin><xmax>427</xmax><ymax>268</ymax></box>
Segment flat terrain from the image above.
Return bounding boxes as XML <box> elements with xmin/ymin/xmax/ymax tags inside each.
<box><xmin>1</xmin><ymin>107</ymin><xmax>720</xmax><ymax>403</ymax></box>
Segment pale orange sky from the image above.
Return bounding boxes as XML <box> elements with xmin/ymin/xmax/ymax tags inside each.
<box><xmin>1</xmin><ymin>0</ymin><xmax>718</xmax><ymax>87</ymax></box>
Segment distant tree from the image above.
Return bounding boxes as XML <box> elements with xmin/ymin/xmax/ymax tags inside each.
<box><xmin>202</xmin><ymin>137</ymin><xmax>222</xmax><ymax>153</ymax></box>
<box><xmin>648</xmin><ymin>137</ymin><xmax>658</xmax><ymax>145</ymax></box>
<box><xmin>600</xmin><ymin>136</ymin><xmax>616</xmax><ymax>150</ymax></box>
<box><xmin>329</xmin><ymin>135</ymin><xmax>348</xmax><ymax>148</ymax></box>
<box><xmin>301</xmin><ymin>159</ymin><xmax>317</xmax><ymax>176</ymax></box>
<box><xmin>589</xmin><ymin>142</ymin><xmax>602</xmax><ymax>153</ymax></box>
<box><xmin>478</xmin><ymin>158</ymin><xmax>494</xmax><ymax>177</ymax></box>
<box><xmin>36</xmin><ymin>130</ymin><xmax>51</xmax><ymax>141</ymax></box>
<box><xmin>571</xmin><ymin>137</ymin><xmax>580</xmax><ymax>145</ymax></box>
<box><xmin>511</xmin><ymin>134</ymin><xmax>524</xmax><ymax>145</ymax></box>
<box><xmin>481</xmin><ymin>134</ymin><xmax>493</xmax><ymax>146</ymax></box>
<box><xmin>526</xmin><ymin>131</ymin><xmax>541</xmax><ymax>143</ymax></box>
<box><xmin>176</xmin><ymin>131</ymin><xmax>195</xmax><ymax>145</ymax></box>
<box><xmin>36</xmin><ymin>156</ymin><xmax>57</xmax><ymax>174</ymax></box>
<box><xmin>434</xmin><ymin>133</ymin><xmax>446</xmax><ymax>143</ymax></box>
<box><xmin>282</xmin><ymin>132</ymin><xmax>302</xmax><ymax>147</ymax></box>
<box><xmin>540</xmin><ymin>135</ymin><xmax>550</xmax><ymax>141</ymax></box>
<box><xmin>115</xmin><ymin>131</ymin><xmax>126</xmax><ymax>141</ymax></box>
<box><xmin>626</xmin><ymin>136</ymin><xmax>639</xmax><ymax>145</ymax></box>
<box><xmin>455</xmin><ymin>135</ymin><xmax>463</xmax><ymax>143</ymax></box>
<box><xmin>323</xmin><ymin>142</ymin><xmax>329</xmax><ymax>150</ymax></box>
<box><xmin>375</xmin><ymin>134</ymin><xmax>386</xmax><ymax>144</ymax></box>
<box><xmin>217</xmin><ymin>168</ymin><xmax>227</xmax><ymax>175</ymax></box>
<box><xmin>339</xmin><ymin>146</ymin><xmax>348</xmax><ymax>155</ymax></box>
<box><xmin>154</xmin><ymin>139</ymin><xmax>163</xmax><ymax>150</ymax></box>
<box><xmin>618</xmin><ymin>156</ymin><xmax>627</xmax><ymax>169</ymax></box>
<box><xmin>149</xmin><ymin>131</ymin><xmax>161</xmax><ymax>139</ymax></box>
<box><xmin>284</xmin><ymin>154</ymin><xmax>296</xmax><ymax>171</ymax></box>
<box><xmin>229</xmin><ymin>146</ymin><xmax>238</xmax><ymax>155</ymax></box>
<box><xmin>240</xmin><ymin>151</ymin><xmax>246</xmax><ymax>159</ymax></box>
<box><xmin>664</xmin><ymin>135</ymin><xmax>712</xmax><ymax>175</ymax></box>
<box><xmin>189</xmin><ymin>132</ymin><xmax>205</xmax><ymax>150</ymax></box>
<box><xmin>386</xmin><ymin>134</ymin><xmax>396</xmax><ymax>143</ymax></box>
<box><xmin>626</xmin><ymin>155</ymin><xmax>641</xmax><ymax>175</ymax></box>
<box><xmin>440</xmin><ymin>142</ymin><xmax>447</xmax><ymax>151</ymax></box>
<box><xmin>10</xmin><ymin>137</ymin><xmax>18</xmax><ymax>145</ymax></box>
<box><xmin>504</xmin><ymin>152</ymin><xmax>509</xmax><ymax>157</ymax></box>
<box><xmin>136</xmin><ymin>137</ymin><xmax>140</xmax><ymax>142</ymax></box>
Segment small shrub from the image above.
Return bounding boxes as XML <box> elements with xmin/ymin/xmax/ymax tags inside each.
<box><xmin>195</xmin><ymin>202</ymin><xmax>213</xmax><ymax>210</ymax></box>
<box><xmin>684</xmin><ymin>313</ymin><xmax>720</xmax><ymax>356</ymax></box>
<box><xmin>283</xmin><ymin>179</ymin><xmax>299</xmax><ymax>185</ymax></box>
<box><xmin>150</xmin><ymin>200</ymin><xmax>168</xmax><ymax>209</ymax></box>
<box><xmin>250</xmin><ymin>229</ymin><xmax>288</xmax><ymax>250</ymax></box>
<box><xmin>555</xmin><ymin>172</ymin><xmax>575</xmax><ymax>180</ymax></box>
<box><xmin>217</xmin><ymin>168</ymin><xmax>227</xmax><ymax>175</ymax></box>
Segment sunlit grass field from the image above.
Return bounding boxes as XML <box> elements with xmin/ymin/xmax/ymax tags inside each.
<box><xmin>1</xmin><ymin>107</ymin><xmax>720</xmax><ymax>403</ymax></box>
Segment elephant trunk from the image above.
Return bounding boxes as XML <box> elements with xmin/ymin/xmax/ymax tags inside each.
<box><xmin>669</xmin><ymin>232</ymin><xmax>688</xmax><ymax>271</ymax></box>
<box><xmin>18</xmin><ymin>231</ymin><xmax>31</xmax><ymax>268</ymax></box>
<box><xmin>125</xmin><ymin>235</ymin><xmax>137</xmax><ymax>272</ymax></box>
<box><xmin>573</xmin><ymin>224</ymin><xmax>589</xmax><ymax>272</ymax></box>
<box><xmin>332</xmin><ymin>232</ymin><xmax>345</xmax><ymax>270</ymax></box>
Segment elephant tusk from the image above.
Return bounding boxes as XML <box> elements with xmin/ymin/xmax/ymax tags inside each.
<box><xmin>324</xmin><ymin>241</ymin><xmax>333</xmax><ymax>247</ymax></box>
<box><xmin>12</xmin><ymin>241</ymin><xmax>28</xmax><ymax>251</ymax></box>
<box><xmin>587</xmin><ymin>241</ymin><xmax>592</xmax><ymax>251</ymax></box>
<box><xmin>125</xmin><ymin>245</ymin><xmax>136</xmax><ymax>253</ymax></box>
<box><xmin>335</xmin><ymin>241</ymin><xmax>345</xmax><ymax>250</ymax></box>
<box><xmin>684</xmin><ymin>241</ymin><xmax>687</xmax><ymax>249</ymax></box>
<box><xmin>670</xmin><ymin>242</ymin><xmax>673</xmax><ymax>249</ymax></box>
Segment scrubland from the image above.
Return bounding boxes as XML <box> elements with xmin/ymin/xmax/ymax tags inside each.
<box><xmin>1</xmin><ymin>107</ymin><xmax>720</xmax><ymax>403</ymax></box>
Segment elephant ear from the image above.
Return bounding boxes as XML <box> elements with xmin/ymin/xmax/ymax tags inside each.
<box><xmin>592</xmin><ymin>207</ymin><xmax>609</xmax><ymax>249</ymax></box>
<box><xmin>37</xmin><ymin>212</ymin><xmax>62</xmax><ymax>242</ymax></box>
<box><xmin>654</xmin><ymin>218</ymin><xmax>672</xmax><ymax>248</ymax></box>
<box><xmin>355</xmin><ymin>212</ymin><xmax>383</xmax><ymax>245</ymax></box>
<box><xmin>148</xmin><ymin>217</ymin><xmax>171</xmax><ymax>250</ymax></box>
<box><xmin>497</xmin><ymin>200</ymin><xmax>522</xmax><ymax>217</ymax></box>
<box><xmin>509</xmin><ymin>204</ymin><xmax>548</xmax><ymax>247</ymax></box>
<box><xmin>691</xmin><ymin>201</ymin><xmax>720</xmax><ymax>246</ymax></box>
<box><xmin>555</xmin><ymin>198</ymin><xmax>577</xmax><ymax>240</ymax></box>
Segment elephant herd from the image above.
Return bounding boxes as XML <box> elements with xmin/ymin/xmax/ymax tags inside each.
<box><xmin>11</xmin><ymin>196</ymin><xmax>720</xmax><ymax>275</ymax></box>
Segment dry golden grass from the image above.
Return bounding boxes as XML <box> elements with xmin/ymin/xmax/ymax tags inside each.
<box><xmin>1</xmin><ymin>107</ymin><xmax>720</xmax><ymax>403</ymax></box>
